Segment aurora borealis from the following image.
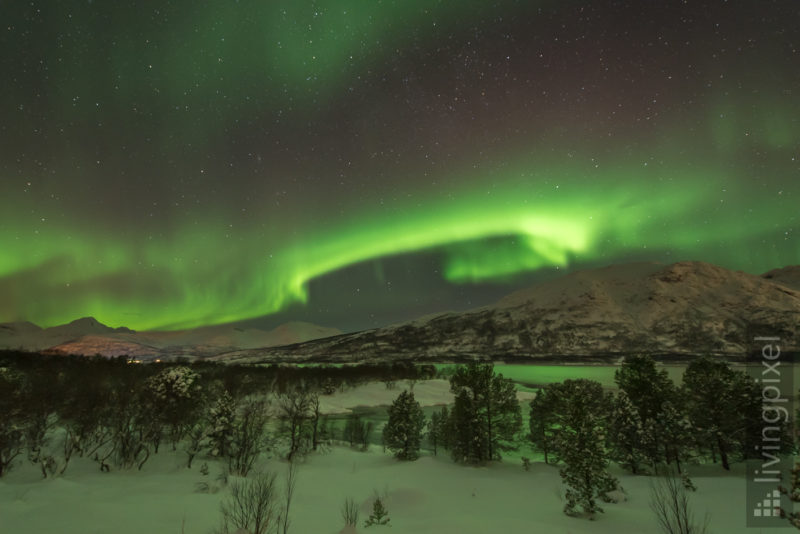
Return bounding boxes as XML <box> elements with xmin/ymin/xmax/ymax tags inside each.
<box><xmin>1</xmin><ymin>1</ymin><xmax>797</xmax><ymax>331</ymax></box>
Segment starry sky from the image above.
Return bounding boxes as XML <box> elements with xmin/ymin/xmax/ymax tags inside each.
<box><xmin>1</xmin><ymin>1</ymin><xmax>798</xmax><ymax>332</ymax></box>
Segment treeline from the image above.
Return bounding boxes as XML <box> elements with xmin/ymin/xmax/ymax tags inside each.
<box><xmin>0</xmin><ymin>350</ymin><xmax>432</xmax><ymax>477</ymax></box>
<box><xmin>390</xmin><ymin>355</ymin><xmax>795</xmax><ymax>518</ymax></box>
<box><xmin>1</xmin><ymin>350</ymin><xmax>795</xmax><ymax>521</ymax></box>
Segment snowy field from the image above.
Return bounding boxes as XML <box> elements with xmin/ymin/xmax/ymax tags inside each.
<box><xmin>316</xmin><ymin>379</ymin><xmax>535</xmax><ymax>415</ymax></box>
<box><xmin>1</xmin><ymin>445</ymin><xmax>792</xmax><ymax>533</ymax></box>
<box><xmin>0</xmin><ymin>379</ymin><xmax>794</xmax><ymax>533</ymax></box>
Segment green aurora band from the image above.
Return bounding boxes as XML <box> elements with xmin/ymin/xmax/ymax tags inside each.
<box><xmin>1</xmin><ymin>1</ymin><xmax>797</xmax><ymax>330</ymax></box>
<box><xmin>2</xmin><ymin>150</ymin><xmax>796</xmax><ymax>331</ymax></box>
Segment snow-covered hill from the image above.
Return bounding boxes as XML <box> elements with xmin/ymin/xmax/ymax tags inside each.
<box><xmin>0</xmin><ymin>317</ymin><xmax>341</xmax><ymax>359</ymax></box>
<box><xmin>4</xmin><ymin>261</ymin><xmax>797</xmax><ymax>363</ymax></box>
<box><xmin>212</xmin><ymin>261</ymin><xmax>799</xmax><ymax>364</ymax></box>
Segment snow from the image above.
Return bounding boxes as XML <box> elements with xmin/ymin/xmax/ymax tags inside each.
<box><xmin>0</xmin><ymin>379</ymin><xmax>792</xmax><ymax>533</ymax></box>
<box><xmin>0</xmin><ymin>319</ymin><xmax>342</xmax><ymax>358</ymax></box>
<box><xmin>0</xmin><ymin>443</ymin><xmax>792</xmax><ymax>533</ymax></box>
<box><xmin>317</xmin><ymin>379</ymin><xmax>535</xmax><ymax>415</ymax></box>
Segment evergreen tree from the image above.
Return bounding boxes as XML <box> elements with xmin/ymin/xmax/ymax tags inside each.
<box><xmin>363</xmin><ymin>496</ymin><xmax>390</xmax><ymax>527</ymax></box>
<box><xmin>614</xmin><ymin>355</ymin><xmax>673</xmax><ymax>422</ymax></box>
<box><xmin>551</xmin><ymin>379</ymin><xmax>618</xmax><ymax>518</ymax></box>
<box><xmin>529</xmin><ymin>386</ymin><xmax>558</xmax><ymax>464</ymax></box>
<box><xmin>657</xmin><ymin>399</ymin><xmax>694</xmax><ymax>473</ymax></box>
<box><xmin>437</xmin><ymin>406</ymin><xmax>452</xmax><ymax>452</ymax></box>
<box><xmin>428</xmin><ymin>411</ymin><xmax>441</xmax><ymax>456</ymax></box>
<box><xmin>683</xmin><ymin>356</ymin><xmax>785</xmax><ymax>470</ymax></box>
<box><xmin>449</xmin><ymin>390</ymin><xmax>478</xmax><ymax>463</ymax></box>
<box><xmin>448</xmin><ymin>363</ymin><xmax>521</xmax><ymax>463</ymax></box>
<box><xmin>615</xmin><ymin>354</ymin><xmax>692</xmax><ymax>470</ymax></box>
<box><xmin>779</xmin><ymin>462</ymin><xmax>800</xmax><ymax>528</ymax></box>
<box><xmin>383</xmin><ymin>390</ymin><xmax>425</xmax><ymax>460</ymax></box>
<box><xmin>608</xmin><ymin>391</ymin><xmax>646</xmax><ymax>474</ymax></box>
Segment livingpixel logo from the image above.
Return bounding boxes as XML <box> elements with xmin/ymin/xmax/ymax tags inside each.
<box><xmin>752</xmin><ymin>489</ymin><xmax>782</xmax><ymax>518</ymax></box>
<box><xmin>747</xmin><ymin>335</ymin><xmax>792</xmax><ymax>528</ymax></box>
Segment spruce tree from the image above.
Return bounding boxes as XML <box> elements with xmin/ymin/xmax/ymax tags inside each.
<box><xmin>449</xmin><ymin>390</ymin><xmax>478</xmax><ymax>463</ymax></box>
<box><xmin>383</xmin><ymin>390</ymin><xmax>425</xmax><ymax>461</ymax></box>
<box><xmin>551</xmin><ymin>379</ymin><xmax>618</xmax><ymax>518</ymax></box>
<box><xmin>657</xmin><ymin>399</ymin><xmax>694</xmax><ymax>473</ymax></box>
<box><xmin>608</xmin><ymin>390</ymin><xmax>646</xmax><ymax>474</ymax></box>
<box><xmin>364</xmin><ymin>496</ymin><xmax>390</xmax><ymax>527</ymax></box>
<box><xmin>614</xmin><ymin>355</ymin><xmax>673</xmax><ymax>422</ymax></box>
<box><xmin>682</xmin><ymin>356</ymin><xmax>782</xmax><ymax>470</ymax></box>
<box><xmin>558</xmin><ymin>415</ymin><xmax>617</xmax><ymax>518</ymax></box>
<box><xmin>529</xmin><ymin>386</ymin><xmax>558</xmax><ymax>464</ymax></box>
<box><xmin>428</xmin><ymin>411</ymin><xmax>441</xmax><ymax>456</ymax></box>
<box><xmin>448</xmin><ymin>363</ymin><xmax>521</xmax><ymax>463</ymax></box>
<box><xmin>616</xmin><ymin>354</ymin><xmax>691</xmax><ymax>470</ymax></box>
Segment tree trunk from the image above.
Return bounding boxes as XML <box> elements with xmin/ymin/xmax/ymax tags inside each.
<box><xmin>717</xmin><ymin>435</ymin><xmax>730</xmax><ymax>470</ymax></box>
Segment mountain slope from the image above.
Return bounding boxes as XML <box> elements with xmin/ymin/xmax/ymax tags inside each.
<box><xmin>0</xmin><ymin>317</ymin><xmax>341</xmax><ymax>359</ymax></box>
<box><xmin>212</xmin><ymin>261</ymin><xmax>799</xmax><ymax>364</ymax></box>
<box><xmin>762</xmin><ymin>265</ymin><xmax>800</xmax><ymax>291</ymax></box>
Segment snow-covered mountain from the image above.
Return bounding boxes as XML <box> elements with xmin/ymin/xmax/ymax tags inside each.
<box><xmin>211</xmin><ymin>261</ymin><xmax>799</xmax><ymax>364</ymax></box>
<box><xmin>0</xmin><ymin>317</ymin><xmax>133</xmax><ymax>352</ymax></box>
<box><xmin>4</xmin><ymin>261</ymin><xmax>797</xmax><ymax>363</ymax></box>
<box><xmin>0</xmin><ymin>318</ymin><xmax>341</xmax><ymax>360</ymax></box>
<box><xmin>762</xmin><ymin>265</ymin><xmax>800</xmax><ymax>291</ymax></box>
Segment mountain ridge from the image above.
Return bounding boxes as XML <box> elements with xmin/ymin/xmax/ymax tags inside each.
<box><xmin>3</xmin><ymin>260</ymin><xmax>797</xmax><ymax>362</ymax></box>
<box><xmin>0</xmin><ymin>318</ymin><xmax>341</xmax><ymax>359</ymax></box>
<box><xmin>209</xmin><ymin>260</ymin><xmax>799</xmax><ymax>364</ymax></box>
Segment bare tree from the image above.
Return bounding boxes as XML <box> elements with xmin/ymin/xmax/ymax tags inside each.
<box><xmin>278</xmin><ymin>388</ymin><xmax>311</xmax><ymax>461</ymax></box>
<box><xmin>0</xmin><ymin>423</ymin><xmax>23</xmax><ymax>477</ymax></box>
<box><xmin>218</xmin><ymin>471</ymin><xmax>280</xmax><ymax>534</ymax></box>
<box><xmin>279</xmin><ymin>461</ymin><xmax>298</xmax><ymax>534</ymax></box>
<box><xmin>649</xmin><ymin>470</ymin><xmax>709</xmax><ymax>534</ymax></box>
<box><xmin>184</xmin><ymin>421</ymin><xmax>207</xmax><ymax>469</ymax></box>
<box><xmin>0</xmin><ymin>367</ymin><xmax>25</xmax><ymax>477</ymax></box>
<box><xmin>309</xmin><ymin>392</ymin><xmax>322</xmax><ymax>452</ymax></box>
<box><xmin>228</xmin><ymin>397</ymin><xmax>270</xmax><ymax>477</ymax></box>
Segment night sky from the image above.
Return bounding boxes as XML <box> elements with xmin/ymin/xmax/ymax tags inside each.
<box><xmin>1</xmin><ymin>1</ymin><xmax>798</xmax><ymax>332</ymax></box>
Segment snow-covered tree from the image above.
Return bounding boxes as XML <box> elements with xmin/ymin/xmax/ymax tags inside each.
<box><xmin>615</xmin><ymin>355</ymin><xmax>674</xmax><ymax>423</ymax></box>
<box><xmin>529</xmin><ymin>386</ymin><xmax>558</xmax><ymax>464</ymax></box>
<box><xmin>551</xmin><ymin>379</ymin><xmax>618</xmax><ymax>518</ymax></box>
<box><xmin>448</xmin><ymin>363</ymin><xmax>521</xmax><ymax>463</ymax></box>
<box><xmin>449</xmin><ymin>390</ymin><xmax>479</xmax><ymax>463</ymax></box>
<box><xmin>615</xmin><ymin>354</ymin><xmax>694</xmax><ymax>471</ymax></box>
<box><xmin>146</xmin><ymin>366</ymin><xmax>201</xmax><ymax>450</ymax></box>
<box><xmin>683</xmin><ymin>357</ymin><xmax>767</xmax><ymax>470</ymax></box>
<box><xmin>608</xmin><ymin>391</ymin><xmax>647</xmax><ymax>474</ymax></box>
<box><xmin>657</xmin><ymin>400</ymin><xmax>694</xmax><ymax>473</ymax></box>
<box><xmin>207</xmin><ymin>390</ymin><xmax>236</xmax><ymax>459</ymax></box>
<box><xmin>383</xmin><ymin>390</ymin><xmax>425</xmax><ymax>460</ymax></box>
